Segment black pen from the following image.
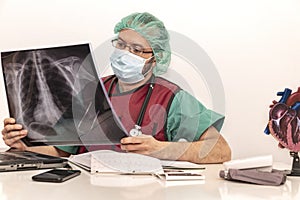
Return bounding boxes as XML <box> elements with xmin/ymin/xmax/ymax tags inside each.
<box><xmin>162</xmin><ymin>166</ymin><xmax>206</xmax><ymax>170</ymax></box>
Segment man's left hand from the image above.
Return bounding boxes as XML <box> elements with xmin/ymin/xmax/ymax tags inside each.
<box><xmin>120</xmin><ymin>134</ymin><xmax>165</xmax><ymax>156</ymax></box>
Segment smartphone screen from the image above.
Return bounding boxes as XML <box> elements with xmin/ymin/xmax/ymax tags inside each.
<box><xmin>32</xmin><ymin>169</ymin><xmax>81</xmax><ymax>183</ymax></box>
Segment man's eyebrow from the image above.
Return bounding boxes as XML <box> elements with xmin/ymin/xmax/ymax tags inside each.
<box><xmin>117</xmin><ymin>37</ymin><xmax>125</xmax><ymax>42</ymax></box>
<box><xmin>117</xmin><ymin>36</ymin><xmax>145</xmax><ymax>48</ymax></box>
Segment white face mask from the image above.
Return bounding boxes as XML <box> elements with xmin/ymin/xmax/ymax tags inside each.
<box><xmin>110</xmin><ymin>49</ymin><xmax>153</xmax><ymax>84</ymax></box>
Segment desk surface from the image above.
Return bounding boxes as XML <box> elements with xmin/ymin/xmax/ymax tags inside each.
<box><xmin>1</xmin><ymin>162</ymin><xmax>300</xmax><ymax>200</ymax></box>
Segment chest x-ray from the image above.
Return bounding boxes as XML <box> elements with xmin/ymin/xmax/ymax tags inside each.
<box><xmin>1</xmin><ymin>44</ymin><xmax>127</xmax><ymax>146</ymax></box>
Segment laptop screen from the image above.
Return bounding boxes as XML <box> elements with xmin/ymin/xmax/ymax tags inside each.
<box><xmin>1</xmin><ymin>43</ymin><xmax>128</xmax><ymax>146</ymax></box>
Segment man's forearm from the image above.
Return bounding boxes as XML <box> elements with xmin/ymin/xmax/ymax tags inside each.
<box><xmin>151</xmin><ymin>138</ymin><xmax>231</xmax><ymax>164</ymax></box>
<box><xmin>151</xmin><ymin>127</ymin><xmax>231</xmax><ymax>164</ymax></box>
<box><xmin>182</xmin><ymin>136</ymin><xmax>232</xmax><ymax>163</ymax></box>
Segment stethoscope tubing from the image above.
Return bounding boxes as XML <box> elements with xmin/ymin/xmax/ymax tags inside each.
<box><xmin>106</xmin><ymin>76</ymin><xmax>155</xmax><ymax>135</ymax></box>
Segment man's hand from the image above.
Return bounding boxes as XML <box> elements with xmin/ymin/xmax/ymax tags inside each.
<box><xmin>120</xmin><ymin>134</ymin><xmax>166</xmax><ymax>156</ymax></box>
<box><xmin>2</xmin><ymin>118</ymin><xmax>28</xmax><ymax>151</ymax></box>
<box><xmin>2</xmin><ymin>118</ymin><xmax>71</xmax><ymax>157</ymax></box>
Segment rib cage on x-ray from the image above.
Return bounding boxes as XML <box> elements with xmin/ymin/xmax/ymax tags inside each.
<box><xmin>4</xmin><ymin>50</ymin><xmax>81</xmax><ymax>140</ymax></box>
<box><xmin>1</xmin><ymin>44</ymin><xmax>128</xmax><ymax>146</ymax></box>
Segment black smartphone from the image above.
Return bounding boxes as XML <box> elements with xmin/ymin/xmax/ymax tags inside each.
<box><xmin>32</xmin><ymin>169</ymin><xmax>81</xmax><ymax>183</ymax></box>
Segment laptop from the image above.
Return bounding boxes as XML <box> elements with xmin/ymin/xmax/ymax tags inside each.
<box><xmin>0</xmin><ymin>149</ymin><xmax>68</xmax><ymax>172</ymax></box>
<box><xmin>0</xmin><ymin>43</ymin><xmax>128</xmax><ymax>147</ymax></box>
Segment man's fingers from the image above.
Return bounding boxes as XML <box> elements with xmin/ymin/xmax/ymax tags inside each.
<box><xmin>120</xmin><ymin>143</ymin><xmax>147</xmax><ymax>152</ymax></box>
<box><xmin>2</xmin><ymin>118</ymin><xmax>27</xmax><ymax>150</ymax></box>
<box><xmin>121</xmin><ymin>137</ymin><xmax>142</xmax><ymax>144</ymax></box>
<box><xmin>2</xmin><ymin>124</ymin><xmax>23</xmax><ymax>135</ymax></box>
<box><xmin>120</xmin><ymin>134</ymin><xmax>151</xmax><ymax>144</ymax></box>
<box><xmin>3</xmin><ymin>118</ymin><xmax>16</xmax><ymax>125</ymax></box>
<box><xmin>4</xmin><ymin>134</ymin><xmax>26</xmax><ymax>146</ymax></box>
<box><xmin>3</xmin><ymin>129</ymin><xmax>27</xmax><ymax>140</ymax></box>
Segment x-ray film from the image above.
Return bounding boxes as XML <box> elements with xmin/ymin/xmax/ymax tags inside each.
<box><xmin>1</xmin><ymin>43</ymin><xmax>128</xmax><ymax>146</ymax></box>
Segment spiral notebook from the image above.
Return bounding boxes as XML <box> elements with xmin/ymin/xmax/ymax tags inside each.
<box><xmin>69</xmin><ymin>150</ymin><xmax>205</xmax><ymax>181</ymax></box>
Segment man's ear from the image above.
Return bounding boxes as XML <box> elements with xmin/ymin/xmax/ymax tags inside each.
<box><xmin>143</xmin><ymin>58</ymin><xmax>156</xmax><ymax>74</ymax></box>
<box><xmin>150</xmin><ymin>57</ymin><xmax>156</xmax><ymax>67</ymax></box>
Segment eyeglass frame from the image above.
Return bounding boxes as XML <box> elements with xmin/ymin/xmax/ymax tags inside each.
<box><xmin>111</xmin><ymin>38</ymin><xmax>153</xmax><ymax>56</ymax></box>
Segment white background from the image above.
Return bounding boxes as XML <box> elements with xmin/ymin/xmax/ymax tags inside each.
<box><xmin>0</xmin><ymin>0</ymin><xmax>299</xmax><ymax>164</ymax></box>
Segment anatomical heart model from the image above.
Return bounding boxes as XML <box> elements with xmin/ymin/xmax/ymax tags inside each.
<box><xmin>266</xmin><ymin>87</ymin><xmax>300</xmax><ymax>152</ymax></box>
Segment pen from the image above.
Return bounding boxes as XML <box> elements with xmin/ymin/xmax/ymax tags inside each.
<box><xmin>166</xmin><ymin>172</ymin><xmax>203</xmax><ymax>176</ymax></box>
<box><xmin>162</xmin><ymin>166</ymin><xmax>206</xmax><ymax>170</ymax></box>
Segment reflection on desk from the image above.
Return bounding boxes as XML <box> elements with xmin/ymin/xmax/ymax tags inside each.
<box><xmin>0</xmin><ymin>163</ymin><xmax>300</xmax><ymax>200</ymax></box>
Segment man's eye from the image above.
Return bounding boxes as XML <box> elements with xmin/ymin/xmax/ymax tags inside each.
<box><xmin>116</xmin><ymin>42</ymin><xmax>126</xmax><ymax>49</ymax></box>
<box><xmin>132</xmin><ymin>47</ymin><xmax>143</xmax><ymax>54</ymax></box>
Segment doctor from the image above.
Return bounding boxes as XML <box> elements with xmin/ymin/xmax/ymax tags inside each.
<box><xmin>2</xmin><ymin>12</ymin><xmax>231</xmax><ymax>164</ymax></box>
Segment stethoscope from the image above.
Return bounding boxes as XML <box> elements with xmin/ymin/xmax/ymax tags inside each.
<box><xmin>106</xmin><ymin>76</ymin><xmax>155</xmax><ymax>137</ymax></box>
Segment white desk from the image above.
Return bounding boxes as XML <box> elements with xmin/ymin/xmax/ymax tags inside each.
<box><xmin>0</xmin><ymin>163</ymin><xmax>300</xmax><ymax>200</ymax></box>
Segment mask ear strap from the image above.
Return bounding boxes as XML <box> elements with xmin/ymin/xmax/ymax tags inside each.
<box><xmin>146</xmin><ymin>56</ymin><xmax>156</xmax><ymax>69</ymax></box>
<box><xmin>142</xmin><ymin>65</ymin><xmax>153</xmax><ymax>77</ymax></box>
<box><xmin>142</xmin><ymin>57</ymin><xmax>156</xmax><ymax>76</ymax></box>
<box><xmin>148</xmin><ymin>54</ymin><xmax>155</xmax><ymax>62</ymax></box>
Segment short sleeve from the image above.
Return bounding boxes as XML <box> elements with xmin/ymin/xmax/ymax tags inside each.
<box><xmin>166</xmin><ymin>90</ymin><xmax>224</xmax><ymax>141</ymax></box>
<box><xmin>55</xmin><ymin>146</ymin><xmax>79</xmax><ymax>155</ymax></box>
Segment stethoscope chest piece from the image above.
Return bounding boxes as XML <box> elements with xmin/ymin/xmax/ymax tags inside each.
<box><xmin>129</xmin><ymin>125</ymin><xmax>142</xmax><ymax>137</ymax></box>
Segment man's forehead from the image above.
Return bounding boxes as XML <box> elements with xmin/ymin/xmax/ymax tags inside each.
<box><xmin>118</xmin><ymin>29</ymin><xmax>151</xmax><ymax>47</ymax></box>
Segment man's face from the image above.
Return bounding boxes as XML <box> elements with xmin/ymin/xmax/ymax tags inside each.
<box><xmin>116</xmin><ymin>29</ymin><xmax>155</xmax><ymax>73</ymax></box>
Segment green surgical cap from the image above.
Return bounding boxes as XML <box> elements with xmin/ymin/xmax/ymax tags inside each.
<box><xmin>114</xmin><ymin>12</ymin><xmax>171</xmax><ymax>75</ymax></box>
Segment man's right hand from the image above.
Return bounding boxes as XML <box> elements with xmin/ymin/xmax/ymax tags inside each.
<box><xmin>1</xmin><ymin>118</ymin><xmax>28</xmax><ymax>151</ymax></box>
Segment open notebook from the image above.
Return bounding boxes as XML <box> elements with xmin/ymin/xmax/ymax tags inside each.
<box><xmin>68</xmin><ymin>150</ymin><xmax>205</xmax><ymax>181</ymax></box>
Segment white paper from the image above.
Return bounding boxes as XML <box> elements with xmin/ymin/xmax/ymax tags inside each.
<box><xmin>69</xmin><ymin>150</ymin><xmax>164</xmax><ymax>174</ymax></box>
<box><xmin>91</xmin><ymin>150</ymin><xmax>164</xmax><ymax>174</ymax></box>
<box><xmin>223</xmin><ymin>155</ymin><xmax>273</xmax><ymax>170</ymax></box>
<box><xmin>69</xmin><ymin>151</ymin><xmax>92</xmax><ymax>171</ymax></box>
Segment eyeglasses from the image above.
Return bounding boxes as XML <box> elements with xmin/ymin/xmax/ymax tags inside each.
<box><xmin>111</xmin><ymin>39</ymin><xmax>153</xmax><ymax>56</ymax></box>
